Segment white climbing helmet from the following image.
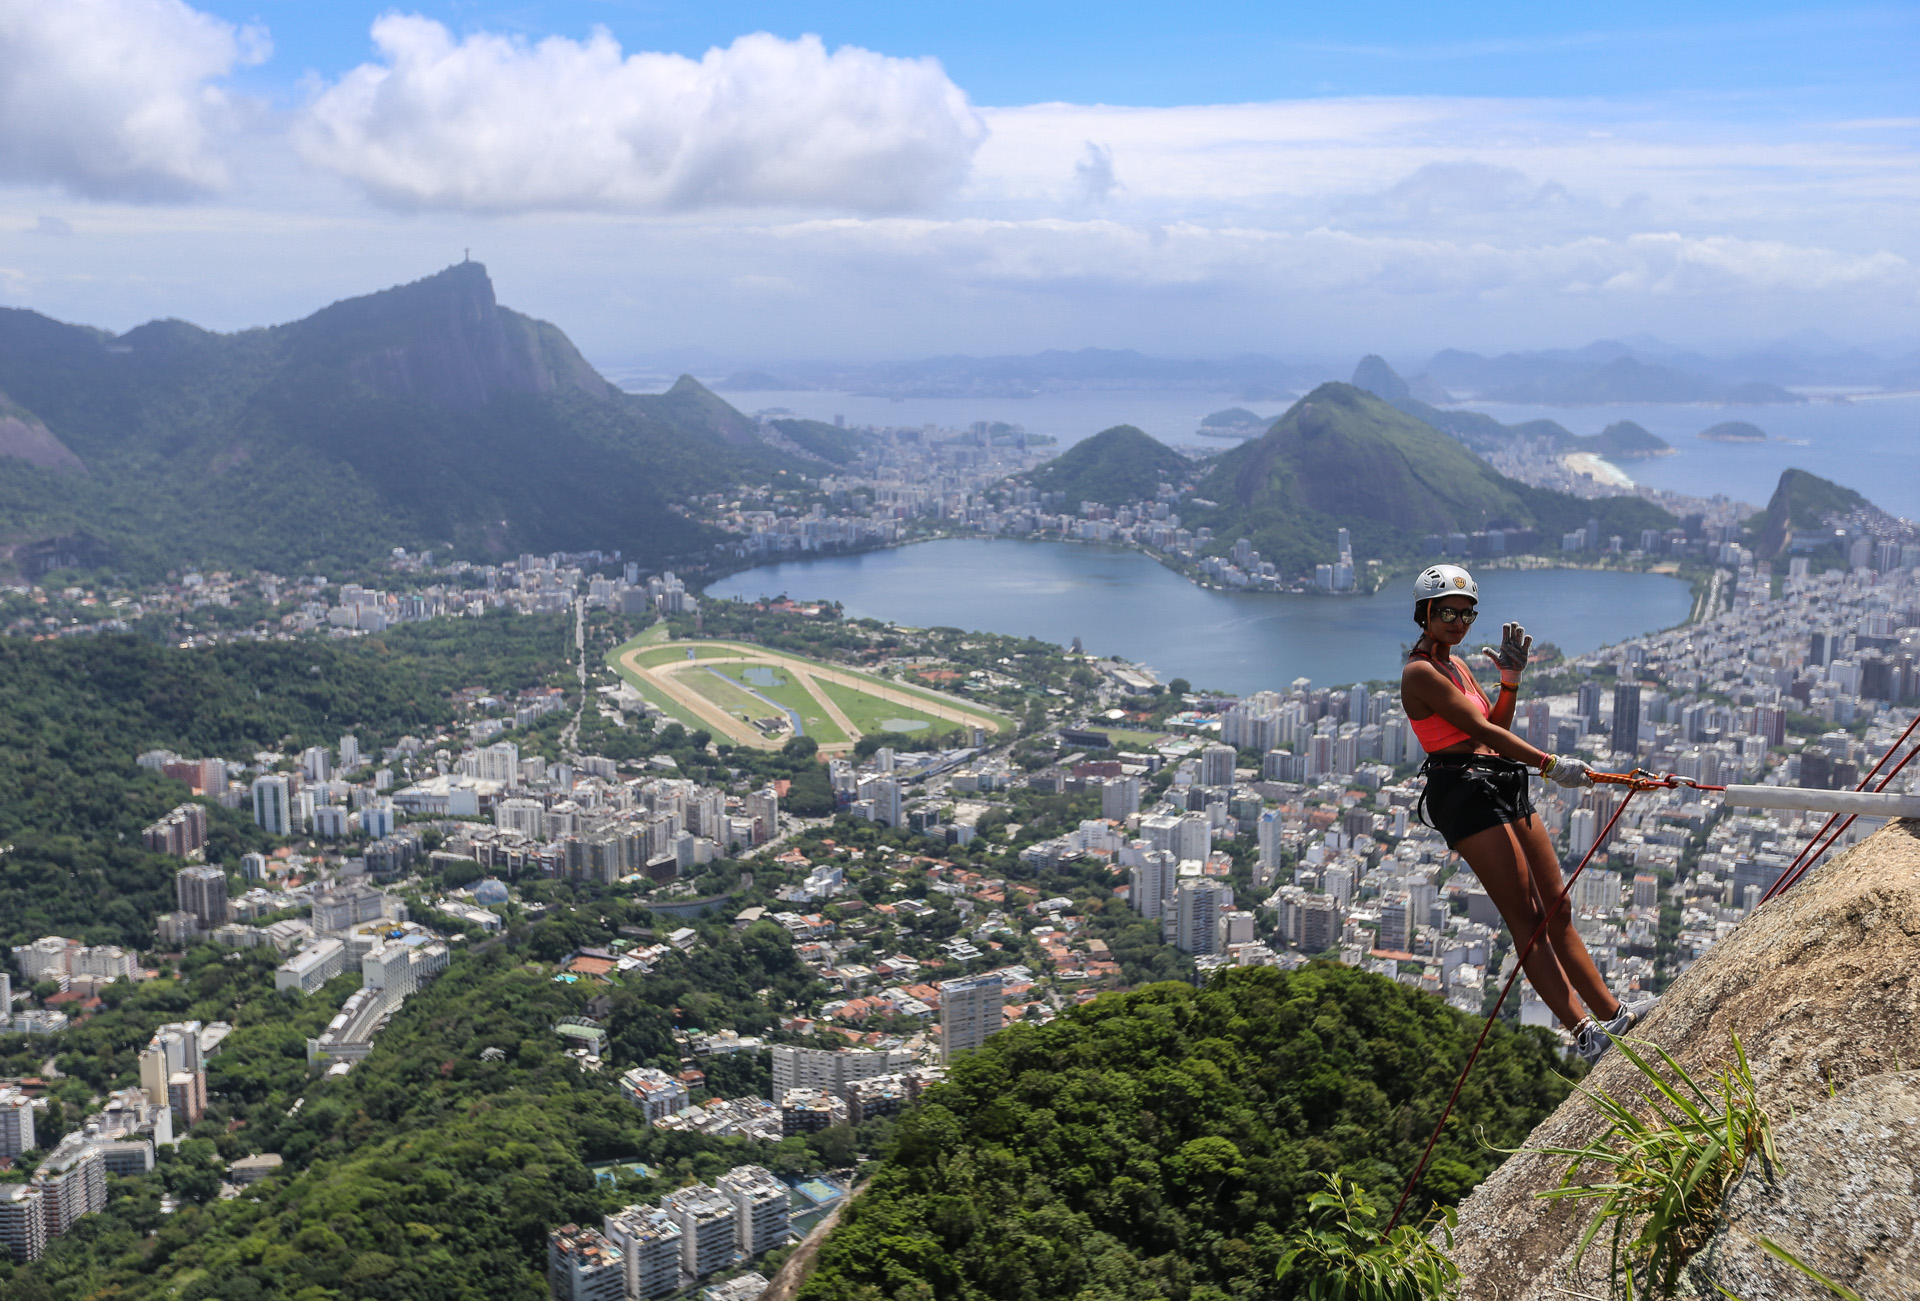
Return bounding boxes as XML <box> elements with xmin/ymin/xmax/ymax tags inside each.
<box><xmin>1413</xmin><ymin>563</ymin><xmax>1478</xmax><ymax>607</ymax></box>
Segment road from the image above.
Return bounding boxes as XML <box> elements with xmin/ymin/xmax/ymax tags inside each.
<box><xmin>560</xmin><ymin>597</ymin><xmax>586</xmax><ymax>756</ymax></box>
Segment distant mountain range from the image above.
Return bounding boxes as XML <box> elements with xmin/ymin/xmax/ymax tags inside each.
<box><xmin>1351</xmin><ymin>355</ymin><xmax>1681</xmax><ymax>460</ymax></box>
<box><xmin>1415</xmin><ymin>349</ymin><xmax>1803</xmax><ymax>405</ymax></box>
<box><xmin>717</xmin><ymin>349</ymin><xmax>1325</xmax><ymax>401</ymax></box>
<box><xmin>0</xmin><ymin>264</ymin><xmax>807</xmax><ymax>579</ymax></box>
<box><xmin>1023</xmin><ymin>382</ymin><xmax>1674</xmax><ymax>577</ymax></box>
<box><xmin>712</xmin><ymin>335</ymin><xmax>1919</xmax><ymax>405</ymax></box>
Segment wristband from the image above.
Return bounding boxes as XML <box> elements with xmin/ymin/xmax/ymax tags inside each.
<box><xmin>1499</xmin><ymin>668</ymin><xmax>1522</xmax><ymax>690</ymax></box>
<box><xmin>1498</xmin><ymin>680</ymin><xmax>1518</xmax><ymax>693</ymax></box>
<box><xmin>1539</xmin><ymin>755</ymin><xmax>1557</xmax><ymax>778</ymax></box>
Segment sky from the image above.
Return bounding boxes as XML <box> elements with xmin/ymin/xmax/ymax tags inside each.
<box><xmin>0</xmin><ymin>1</ymin><xmax>1915</xmax><ymax>367</ymax></box>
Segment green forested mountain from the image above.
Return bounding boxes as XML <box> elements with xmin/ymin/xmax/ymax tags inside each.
<box><xmin>800</xmin><ymin>966</ymin><xmax>1574</xmax><ymax>1301</ymax></box>
<box><xmin>1187</xmin><ymin>383</ymin><xmax>1673</xmax><ymax>576</ymax></box>
<box><xmin>0</xmin><ymin>615</ymin><xmax>572</xmax><ymax>948</ymax></box>
<box><xmin>1028</xmin><ymin>424</ymin><xmax>1192</xmax><ymax>506</ymax></box>
<box><xmin>0</xmin><ymin>264</ymin><xmax>795</xmax><ymax>578</ymax></box>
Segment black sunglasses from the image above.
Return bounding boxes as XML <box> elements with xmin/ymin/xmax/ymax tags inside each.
<box><xmin>1431</xmin><ymin>606</ymin><xmax>1478</xmax><ymax>625</ymax></box>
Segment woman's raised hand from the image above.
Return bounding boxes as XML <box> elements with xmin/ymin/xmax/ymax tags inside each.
<box><xmin>1481</xmin><ymin>621</ymin><xmax>1532</xmax><ymax>688</ymax></box>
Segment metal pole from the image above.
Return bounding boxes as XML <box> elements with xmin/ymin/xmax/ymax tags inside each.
<box><xmin>1721</xmin><ymin>785</ymin><xmax>1920</xmax><ymax>819</ymax></box>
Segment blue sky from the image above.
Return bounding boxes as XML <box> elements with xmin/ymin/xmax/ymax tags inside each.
<box><xmin>194</xmin><ymin>2</ymin><xmax>1919</xmax><ymax>109</ymax></box>
<box><xmin>0</xmin><ymin>2</ymin><xmax>1914</xmax><ymax>363</ymax></box>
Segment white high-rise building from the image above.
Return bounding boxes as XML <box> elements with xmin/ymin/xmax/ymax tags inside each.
<box><xmin>1216</xmin><ymin>910</ymin><xmax>1256</xmax><ymax>950</ymax></box>
<box><xmin>1173</xmin><ymin>879</ymin><xmax>1234</xmax><ymax>955</ymax></box>
<box><xmin>939</xmin><ymin>972</ymin><xmax>1004</xmax><ymax>1061</ymax></box>
<box><xmin>175</xmin><ymin>866</ymin><xmax>229</xmax><ymax>930</ymax></box>
<box><xmin>746</xmin><ymin>789</ymin><xmax>779</xmax><ymax>844</ymax></box>
<box><xmin>497</xmin><ymin>797</ymin><xmax>545</xmax><ymax>836</ymax></box>
<box><xmin>35</xmin><ymin>1138</ymin><xmax>106</xmax><ymax>1236</ymax></box>
<box><xmin>1138</xmin><ymin>813</ymin><xmax>1182</xmax><ymax>854</ymax></box>
<box><xmin>1569</xmin><ymin>808</ymin><xmax>1599</xmax><ymax>861</ymax></box>
<box><xmin>0</xmin><ymin>1184</ymin><xmax>46</xmax><ymax>1264</ymax></box>
<box><xmin>1174</xmin><ymin>814</ymin><xmax>1212</xmax><ymax>863</ymax></box>
<box><xmin>603</xmin><ymin>1205</ymin><xmax>682</xmax><ymax>1299</ymax></box>
<box><xmin>10</xmin><ymin>938</ymin><xmax>72</xmax><ymax>982</ymax></box>
<box><xmin>0</xmin><ymin>1086</ymin><xmax>35</xmax><ymax>1157</ymax></box>
<box><xmin>361</xmin><ymin>799</ymin><xmax>396</xmax><ymax>839</ymax></box>
<box><xmin>547</xmin><ymin>1225</ymin><xmax>626</xmax><ymax>1301</ymax></box>
<box><xmin>716</xmin><ymin>1164</ymin><xmax>790</xmax><ymax>1255</ymax></box>
<box><xmin>299</xmin><ymin>746</ymin><xmax>332</xmax><ymax>783</ymax></box>
<box><xmin>1377</xmin><ymin>893</ymin><xmax>1414</xmax><ymax>952</ymax></box>
<box><xmin>661</xmin><ymin>1183</ymin><xmax>738</xmax><ymax>1278</ymax></box>
<box><xmin>857</xmin><ymin>776</ymin><xmax>902</xmax><ymax>828</ymax></box>
<box><xmin>251</xmin><ymin>775</ymin><xmax>291</xmax><ymax>836</ymax></box>
<box><xmin>1100</xmin><ymin>775</ymin><xmax>1140</xmax><ymax>820</ymax></box>
<box><xmin>338</xmin><ymin>734</ymin><xmax>361</xmax><ymax>772</ymax></box>
<box><xmin>478</xmin><ymin>741</ymin><xmax>521</xmax><ymax>786</ymax></box>
<box><xmin>1128</xmin><ymin>850</ymin><xmax>1179</xmax><ymax>920</ymax></box>
<box><xmin>1198</xmin><ymin>743</ymin><xmax>1236</xmax><ymax>787</ymax></box>
<box><xmin>769</xmin><ymin>1045</ymin><xmax>915</xmax><ymax>1097</ymax></box>
<box><xmin>1256</xmin><ymin>810</ymin><xmax>1285</xmax><ymax>885</ymax></box>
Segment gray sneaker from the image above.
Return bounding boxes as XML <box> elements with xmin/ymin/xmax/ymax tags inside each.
<box><xmin>1572</xmin><ymin>1017</ymin><xmax>1605</xmax><ymax>1066</ymax></box>
<box><xmin>1580</xmin><ymin>1003</ymin><xmax>1642</xmax><ymax>1066</ymax></box>
<box><xmin>1599</xmin><ymin>1003</ymin><xmax>1640</xmax><ymax>1040</ymax></box>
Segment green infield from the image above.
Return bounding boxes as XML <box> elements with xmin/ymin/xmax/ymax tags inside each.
<box><xmin>728</xmin><ymin>665</ymin><xmax>850</xmax><ymax>744</ymax></box>
<box><xmin>816</xmin><ymin>679</ymin><xmax>955</xmax><ymax>739</ymax></box>
<box><xmin>676</xmin><ymin>666</ymin><xmax>782</xmax><ymax>723</ymax></box>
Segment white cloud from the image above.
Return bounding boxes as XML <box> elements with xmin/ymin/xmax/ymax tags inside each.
<box><xmin>297</xmin><ymin>18</ymin><xmax>987</xmax><ymax>214</ymax></box>
<box><xmin>866</xmin><ymin>215</ymin><xmax>1896</xmax><ymax>284</ymax></box>
<box><xmin>0</xmin><ymin>0</ymin><xmax>263</xmax><ymax>199</ymax></box>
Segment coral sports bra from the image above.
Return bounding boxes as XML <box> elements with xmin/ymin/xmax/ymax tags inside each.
<box><xmin>1407</xmin><ymin>648</ymin><xmax>1492</xmax><ymax>752</ymax></box>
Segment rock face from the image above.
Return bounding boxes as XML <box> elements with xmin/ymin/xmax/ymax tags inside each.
<box><xmin>1449</xmin><ymin>817</ymin><xmax>1920</xmax><ymax>1300</ymax></box>
<box><xmin>0</xmin><ymin>409</ymin><xmax>84</xmax><ymax>471</ymax></box>
<box><xmin>284</xmin><ymin>262</ymin><xmax>613</xmax><ymax>409</ymax></box>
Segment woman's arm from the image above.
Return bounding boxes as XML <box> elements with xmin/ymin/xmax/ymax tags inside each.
<box><xmin>1485</xmin><ymin>664</ymin><xmax>1517</xmax><ymax>728</ymax></box>
<box><xmin>1482</xmin><ymin>622</ymin><xmax>1530</xmax><ymax>730</ymax></box>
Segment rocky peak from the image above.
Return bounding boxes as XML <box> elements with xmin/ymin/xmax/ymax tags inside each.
<box><xmin>1352</xmin><ymin>354</ymin><xmax>1412</xmax><ymax>404</ymax></box>
<box><xmin>1449</xmin><ymin>817</ymin><xmax>1920</xmax><ymax>1297</ymax></box>
<box><xmin>280</xmin><ymin>261</ymin><xmax>611</xmax><ymax>409</ymax></box>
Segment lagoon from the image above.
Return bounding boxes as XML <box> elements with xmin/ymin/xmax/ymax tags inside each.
<box><xmin>702</xmin><ymin>539</ymin><xmax>1695</xmax><ymax>696</ymax></box>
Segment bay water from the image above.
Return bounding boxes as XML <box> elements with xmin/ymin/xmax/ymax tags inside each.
<box><xmin>702</xmin><ymin>539</ymin><xmax>1693</xmax><ymax>696</ymax></box>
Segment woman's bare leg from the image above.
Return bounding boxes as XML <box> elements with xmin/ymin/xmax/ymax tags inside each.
<box><xmin>1514</xmin><ymin>814</ymin><xmax>1623</xmax><ymax>1021</ymax></box>
<box><xmin>1454</xmin><ymin>821</ymin><xmax>1587</xmax><ymax>1029</ymax></box>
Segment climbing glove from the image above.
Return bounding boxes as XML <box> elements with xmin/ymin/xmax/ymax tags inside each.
<box><xmin>1482</xmin><ymin>621</ymin><xmax>1532</xmax><ymax>690</ymax></box>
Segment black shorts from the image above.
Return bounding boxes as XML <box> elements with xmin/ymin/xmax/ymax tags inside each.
<box><xmin>1419</xmin><ymin>755</ymin><xmax>1536</xmax><ymax>848</ymax></box>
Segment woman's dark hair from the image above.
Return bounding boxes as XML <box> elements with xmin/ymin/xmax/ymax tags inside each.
<box><xmin>1413</xmin><ymin>598</ymin><xmax>1431</xmax><ymax>628</ymax></box>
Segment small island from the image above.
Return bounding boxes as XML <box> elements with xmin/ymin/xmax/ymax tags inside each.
<box><xmin>1196</xmin><ymin>407</ymin><xmax>1275</xmax><ymax>439</ymax></box>
<box><xmin>1699</xmin><ymin>421</ymin><xmax>1768</xmax><ymax>443</ymax></box>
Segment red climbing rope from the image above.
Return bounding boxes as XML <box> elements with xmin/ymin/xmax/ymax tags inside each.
<box><xmin>1760</xmin><ymin>710</ymin><xmax>1920</xmax><ymax>903</ymax></box>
